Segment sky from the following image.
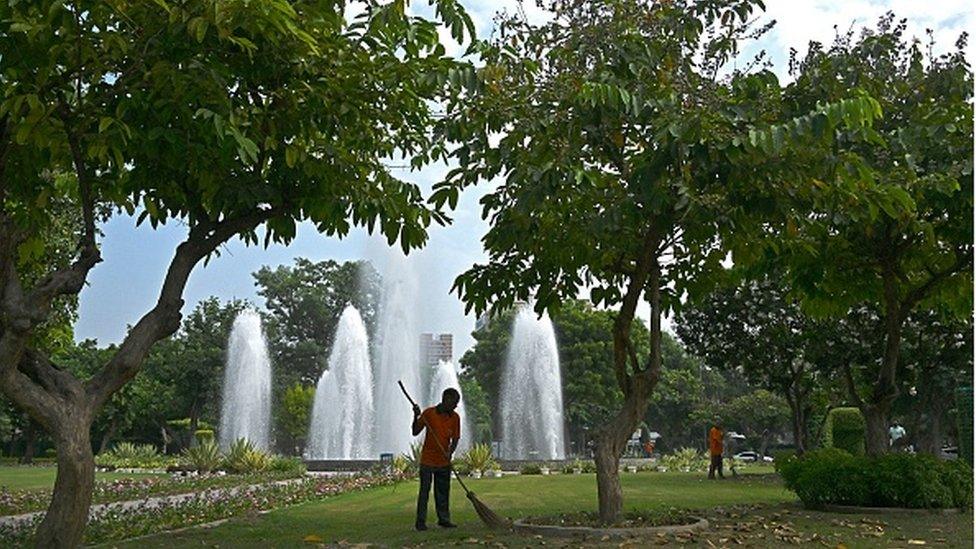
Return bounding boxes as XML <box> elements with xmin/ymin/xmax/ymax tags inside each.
<box><xmin>74</xmin><ymin>0</ymin><xmax>974</xmax><ymax>359</ymax></box>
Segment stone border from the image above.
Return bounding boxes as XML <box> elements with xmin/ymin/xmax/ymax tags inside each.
<box><xmin>816</xmin><ymin>504</ymin><xmax>968</xmax><ymax>515</ymax></box>
<box><xmin>513</xmin><ymin>517</ymin><xmax>708</xmax><ymax>538</ymax></box>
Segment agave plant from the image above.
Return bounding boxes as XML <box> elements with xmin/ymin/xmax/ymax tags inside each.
<box><xmin>182</xmin><ymin>440</ymin><xmax>223</xmax><ymax>473</ymax></box>
<box><xmin>223</xmin><ymin>438</ymin><xmax>271</xmax><ymax>474</ymax></box>
<box><xmin>460</xmin><ymin>443</ymin><xmax>498</xmax><ymax>473</ymax></box>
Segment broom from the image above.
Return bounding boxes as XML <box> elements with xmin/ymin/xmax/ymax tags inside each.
<box><xmin>398</xmin><ymin>380</ymin><xmax>511</xmax><ymax>530</ymax></box>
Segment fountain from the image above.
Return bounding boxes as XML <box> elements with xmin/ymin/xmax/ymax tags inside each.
<box><xmin>307</xmin><ymin>305</ymin><xmax>375</xmax><ymax>459</ymax></box>
<box><xmin>427</xmin><ymin>360</ymin><xmax>471</xmax><ymax>452</ymax></box>
<box><xmin>372</xmin><ymin>256</ymin><xmax>422</xmax><ymax>456</ymax></box>
<box><xmin>219</xmin><ymin>309</ymin><xmax>272</xmax><ymax>451</ymax></box>
<box><xmin>499</xmin><ymin>306</ymin><xmax>566</xmax><ymax>459</ymax></box>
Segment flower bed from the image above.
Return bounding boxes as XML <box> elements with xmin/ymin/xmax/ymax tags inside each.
<box><xmin>0</xmin><ymin>470</ymin><xmax>306</xmax><ymax>517</ymax></box>
<box><xmin>0</xmin><ymin>472</ymin><xmax>410</xmax><ymax>547</ymax></box>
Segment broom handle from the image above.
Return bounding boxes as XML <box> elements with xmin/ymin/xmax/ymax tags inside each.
<box><xmin>398</xmin><ymin>380</ymin><xmax>472</xmax><ymax>494</ymax></box>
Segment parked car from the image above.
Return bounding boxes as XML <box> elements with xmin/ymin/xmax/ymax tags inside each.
<box><xmin>940</xmin><ymin>446</ymin><xmax>958</xmax><ymax>460</ymax></box>
<box><xmin>733</xmin><ymin>451</ymin><xmax>773</xmax><ymax>463</ymax></box>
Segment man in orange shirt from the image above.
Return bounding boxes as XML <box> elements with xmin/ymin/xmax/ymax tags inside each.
<box><xmin>411</xmin><ymin>388</ymin><xmax>461</xmax><ymax>531</ymax></box>
<box><xmin>707</xmin><ymin>419</ymin><xmax>725</xmax><ymax>480</ymax></box>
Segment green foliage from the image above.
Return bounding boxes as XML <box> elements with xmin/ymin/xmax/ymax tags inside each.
<box><xmin>779</xmin><ymin>448</ymin><xmax>971</xmax><ymax>509</ymax></box>
<box><xmin>824</xmin><ymin>408</ymin><xmax>866</xmax><ymax>456</ymax></box>
<box><xmin>458</xmin><ymin>443</ymin><xmax>498</xmax><ymax>473</ymax></box>
<box><xmin>660</xmin><ymin>448</ymin><xmax>709</xmax><ymax>472</ymax></box>
<box><xmin>256</xmin><ymin>259</ymin><xmax>382</xmax><ymax>389</ymax></box>
<box><xmin>520</xmin><ymin>464</ymin><xmax>542</xmax><ymax>475</ymax></box>
<box><xmin>194</xmin><ymin>430</ymin><xmax>215</xmax><ymax>445</ymax></box>
<box><xmin>97</xmin><ymin>443</ymin><xmax>174</xmax><ymax>470</ymax></box>
<box><xmin>395</xmin><ymin>443</ymin><xmax>423</xmax><ymax>476</ymax></box>
<box><xmin>457</xmin><ymin>376</ymin><xmax>492</xmax><ymax>444</ymax></box>
<box><xmin>181</xmin><ymin>441</ymin><xmax>222</xmax><ymax>473</ymax></box>
<box><xmin>268</xmin><ymin>456</ymin><xmax>306</xmax><ymax>476</ymax></box>
<box><xmin>277</xmin><ymin>383</ymin><xmax>316</xmax><ymax>449</ymax></box>
<box><xmin>222</xmin><ymin>439</ymin><xmax>270</xmax><ymax>474</ymax></box>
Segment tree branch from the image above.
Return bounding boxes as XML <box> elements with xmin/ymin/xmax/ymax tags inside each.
<box><xmin>85</xmin><ymin>207</ymin><xmax>279</xmax><ymax>410</ymax></box>
<box><xmin>902</xmin><ymin>246</ymin><xmax>972</xmax><ymax>310</ymax></box>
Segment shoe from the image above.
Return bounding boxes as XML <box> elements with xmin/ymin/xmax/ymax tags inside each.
<box><xmin>438</xmin><ymin>521</ymin><xmax>457</xmax><ymax>528</ymax></box>
<box><xmin>415</xmin><ymin>523</ymin><xmax>428</xmax><ymax>531</ymax></box>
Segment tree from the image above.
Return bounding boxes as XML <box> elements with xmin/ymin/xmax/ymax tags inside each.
<box><xmin>145</xmin><ymin>297</ymin><xmax>250</xmax><ymax>450</ymax></box>
<box><xmin>458</xmin><ymin>299</ymin><xmax>648</xmax><ymax>450</ymax></box>
<box><xmin>437</xmin><ymin>0</ymin><xmax>877</xmax><ymax>521</ymax></box>
<box><xmin>770</xmin><ymin>15</ymin><xmax>973</xmax><ymax>455</ymax></box>
<box><xmin>676</xmin><ymin>277</ymin><xmax>826</xmax><ymax>453</ymax></box>
<box><xmin>254</xmin><ymin>258</ymin><xmax>381</xmax><ymax>389</ymax></box>
<box><xmin>892</xmin><ymin>312</ymin><xmax>972</xmax><ymax>454</ymax></box>
<box><xmin>277</xmin><ymin>383</ymin><xmax>315</xmax><ymax>454</ymax></box>
<box><xmin>0</xmin><ymin>1</ymin><xmax>474</xmax><ymax>544</ymax></box>
<box><xmin>56</xmin><ymin>340</ymin><xmax>169</xmax><ymax>454</ymax></box>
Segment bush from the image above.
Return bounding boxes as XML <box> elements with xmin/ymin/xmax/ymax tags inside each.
<box><xmin>779</xmin><ymin>448</ymin><xmax>972</xmax><ymax>509</ymax></box>
<box><xmin>939</xmin><ymin>458</ymin><xmax>974</xmax><ymax>509</ymax></box>
<box><xmin>269</xmin><ymin>456</ymin><xmax>306</xmax><ymax>476</ymax></box>
<box><xmin>182</xmin><ymin>441</ymin><xmax>222</xmax><ymax>473</ymax></box>
<box><xmin>223</xmin><ymin>438</ymin><xmax>271</xmax><ymax>474</ymax></box>
<box><xmin>395</xmin><ymin>443</ymin><xmax>423</xmax><ymax>476</ymax></box>
<box><xmin>97</xmin><ymin>442</ymin><xmax>175</xmax><ymax>469</ymax></box>
<box><xmin>194</xmin><ymin>429</ymin><xmax>215</xmax><ymax>445</ymax></box>
<box><xmin>660</xmin><ymin>448</ymin><xmax>708</xmax><ymax>472</ymax></box>
<box><xmin>823</xmin><ymin>408</ymin><xmax>865</xmax><ymax>456</ymax></box>
<box><xmin>458</xmin><ymin>443</ymin><xmax>498</xmax><ymax>473</ymax></box>
<box><xmin>520</xmin><ymin>464</ymin><xmax>542</xmax><ymax>475</ymax></box>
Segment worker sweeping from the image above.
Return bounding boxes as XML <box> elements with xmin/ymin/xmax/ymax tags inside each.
<box><xmin>399</xmin><ymin>381</ymin><xmax>510</xmax><ymax>532</ymax></box>
<box><xmin>411</xmin><ymin>387</ymin><xmax>461</xmax><ymax>531</ymax></box>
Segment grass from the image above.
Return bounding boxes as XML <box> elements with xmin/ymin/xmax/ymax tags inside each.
<box><xmin>115</xmin><ymin>469</ymin><xmax>796</xmax><ymax>547</ymax></box>
<box><xmin>0</xmin><ymin>465</ymin><xmax>163</xmax><ymax>492</ymax></box>
<box><xmin>113</xmin><ymin>468</ymin><xmax>972</xmax><ymax>548</ymax></box>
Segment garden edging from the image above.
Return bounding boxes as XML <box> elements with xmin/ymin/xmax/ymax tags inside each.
<box><xmin>815</xmin><ymin>504</ymin><xmax>968</xmax><ymax>515</ymax></box>
<box><xmin>512</xmin><ymin>517</ymin><xmax>709</xmax><ymax>538</ymax></box>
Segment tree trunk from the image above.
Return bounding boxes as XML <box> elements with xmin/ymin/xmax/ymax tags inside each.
<box><xmin>785</xmin><ymin>397</ymin><xmax>806</xmax><ymax>455</ymax></box>
<box><xmin>862</xmin><ymin>404</ymin><xmax>889</xmax><ymax>457</ymax></box>
<box><xmin>594</xmin><ymin>377</ymin><xmax>655</xmax><ymax>523</ymax></box>
<box><xmin>98</xmin><ymin>416</ymin><xmax>119</xmax><ymax>455</ymax></box>
<box><xmin>20</xmin><ymin>418</ymin><xmax>36</xmax><ymax>464</ymax></box>
<box><xmin>34</xmin><ymin>417</ymin><xmax>95</xmax><ymax>548</ymax></box>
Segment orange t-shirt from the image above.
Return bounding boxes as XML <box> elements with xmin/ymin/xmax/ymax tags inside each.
<box><xmin>708</xmin><ymin>427</ymin><xmax>724</xmax><ymax>456</ymax></box>
<box><xmin>419</xmin><ymin>406</ymin><xmax>461</xmax><ymax>467</ymax></box>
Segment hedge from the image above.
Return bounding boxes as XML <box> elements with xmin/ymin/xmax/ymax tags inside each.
<box><xmin>823</xmin><ymin>407</ymin><xmax>865</xmax><ymax>456</ymax></box>
<box><xmin>776</xmin><ymin>448</ymin><xmax>972</xmax><ymax>509</ymax></box>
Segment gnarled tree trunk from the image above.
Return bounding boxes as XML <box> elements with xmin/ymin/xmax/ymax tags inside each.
<box><xmin>35</xmin><ymin>414</ymin><xmax>94</xmax><ymax>548</ymax></box>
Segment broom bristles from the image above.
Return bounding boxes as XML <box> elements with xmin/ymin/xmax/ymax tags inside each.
<box><xmin>466</xmin><ymin>491</ymin><xmax>512</xmax><ymax>530</ymax></box>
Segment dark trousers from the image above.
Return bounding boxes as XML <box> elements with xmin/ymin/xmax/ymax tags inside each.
<box><xmin>708</xmin><ymin>454</ymin><xmax>724</xmax><ymax>479</ymax></box>
<box><xmin>416</xmin><ymin>465</ymin><xmax>451</xmax><ymax>526</ymax></box>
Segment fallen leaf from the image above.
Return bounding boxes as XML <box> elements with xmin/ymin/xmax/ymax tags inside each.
<box><xmin>908</xmin><ymin>541</ymin><xmax>927</xmax><ymax>545</ymax></box>
<box><xmin>303</xmin><ymin>535</ymin><xmax>324</xmax><ymax>543</ymax></box>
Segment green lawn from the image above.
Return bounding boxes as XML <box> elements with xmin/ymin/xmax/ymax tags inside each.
<box><xmin>111</xmin><ymin>469</ymin><xmax>972</xmax><ymax>548</ymax></box>
<box><xmin>0</xmin><ymin>465</ymin><xmax>163</xmax><ymax>492</ymax></box>
<box><xmin>116</xmin><ymin>470</ymin><xmax>794</xmax><ymax>547</ymax></box>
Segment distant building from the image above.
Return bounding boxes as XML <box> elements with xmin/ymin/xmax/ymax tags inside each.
<box><xmin>420</xmin><ymin>333</ymin><xmax>453</xmax><ymax>367</ymax></box>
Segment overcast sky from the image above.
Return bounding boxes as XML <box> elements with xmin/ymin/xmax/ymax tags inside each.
<box><xmin>74</xmin><ymin>0</ymin><xmax>973</xmax><ymax>359</ymax></box>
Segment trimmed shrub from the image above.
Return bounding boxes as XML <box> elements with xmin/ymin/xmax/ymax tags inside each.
<box><xmin>823</xmin><ymin>407</ymin><xmax>865</xmax><ymax>456</ymax></box>
<box><xmin>268</xmin><ymin>456</ymin><xmax>306</xmax><ymax>476</ymax></box>
<box><xmin>520</xmin><ymin>464</ymin><xmax>542</xmax><ymax>475</ymax></box>
<box><xmin>938</xmin><ymin>458</ymin><xmax>974</xmax><ymax>509</ymax></box>
<box><xmin>194</xmin><ymin>429</ymin><xmax>215</xmax><ymax>445</ymax></box>
<box><xmin>779</xmin><ymin>449</ymin><xmax>972</xmax><ymax>509</ymax></box>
